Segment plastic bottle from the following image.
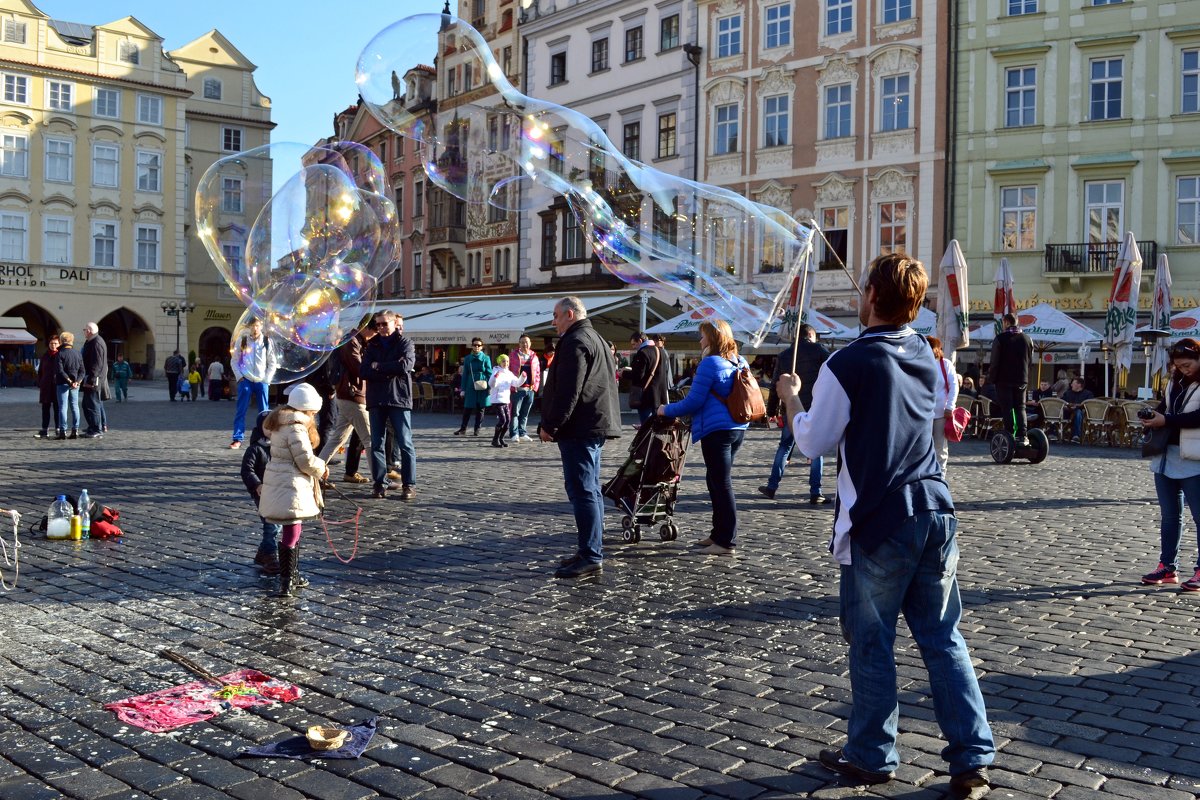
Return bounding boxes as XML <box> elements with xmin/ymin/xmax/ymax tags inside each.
<box><xmin>46</xmin><ymin>495</ymin><xmax>72</xmax><ymax>539</ymax></box>
<box><xmin>78</xmin><ymin>490</ymin><xmax>90</xmax><ymax>539</ymax></box>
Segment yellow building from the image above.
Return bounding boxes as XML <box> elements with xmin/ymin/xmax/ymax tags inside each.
<box><xmin>169</xmin><ymin>30</ymin><xmax>272</xmax><ymax>364</ymax></box>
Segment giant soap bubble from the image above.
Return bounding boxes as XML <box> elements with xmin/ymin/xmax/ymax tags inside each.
<box><xmin>356</xmin><ymin>13</ymin><xmax>818</xmax><ymax>346</ymax></box>
<box><xmin>230</xmin><ymin>309</ymin><xmax>330</xmax><ymax>385</ymax></box>
<box><xmin>196</xmin><ymin>141</ymin><xmax>399</xmax><ymax>356</ymax></box>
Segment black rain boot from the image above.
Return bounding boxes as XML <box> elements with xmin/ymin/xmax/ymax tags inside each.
<box><xmin>498</xmin><ymin>429</ymin><xmax>509</xmax><ymax>447</ymax></box>
<box><xmin>491</xmin><ymin>430</ymin><xmax>503</xmax><ymax>448</ymax></box>
<box><xmin>473</xmin><ymin>413</ymin><xmax>482</xmax><ymax>436</ymax></box>
<box><xmin>277</xmin><ymin>544</ymin><xmax>310</xmax><ymax>596</ymax></box>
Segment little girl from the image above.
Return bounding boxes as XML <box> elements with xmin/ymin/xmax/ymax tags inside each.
<box><xmin>487</xmin><ymin>354</ymin><xmax>526</xmax><ymax>448</ymax></box>
<box><xmin>258</xmin><ymin>383</ymin><xmax>328</xmax><ymax>596</ymax></box>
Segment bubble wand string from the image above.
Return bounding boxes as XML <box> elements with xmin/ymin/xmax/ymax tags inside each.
<box><xmin>0</xmin><ymin>509</ymin><xmax>19</xmax><ymax>591</ymax></box>
<box><xmin>319</xmin><ymin>483</ymin><xmax>363</xmax><ymax>564</ymax></box>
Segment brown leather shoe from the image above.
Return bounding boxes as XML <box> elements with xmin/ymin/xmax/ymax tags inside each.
<box><xmin>343</xmin><ymin>473</ymin><xmax>369</xmax><ymax>484</ymax></box>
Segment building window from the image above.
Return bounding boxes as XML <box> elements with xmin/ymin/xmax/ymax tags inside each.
<box><xmin>45</xmin><ymin>138</ymin><xmax>73</xmax><ymax>183</ymax></box>
<box><xmin>221</xmin><ymin>177</ymin><xmax>243</xmax><ymax>213</ymax></box>
<box><xmin>92</xmin><ymin>143</ymin><xmax>118</xmax><ymax>186</ymax></box>
<box><xmin>3</xmin><ymin>19</ymin><xmax>26</xmax><ymax>44</ymax></box>
<box><xmin>222</xmin><ymin>127</ymin><xmax>243</xmax><ymax>152</ymax></box>
<box><xmin>716</xmin><ymin>16</ymin><xmax>742</xmax><ymax>58</ymax></box>
<box><xmin>877</xmin><ymin>200</ymin><xmax>907</xmax><ymax>255</ymax></box>
<box><xmin>92</xmin><ymin>222</ymin><xmax>116</xmax><ymax>267</ymax></box>
<box><xmin>820</xmin><ymin>207</ymin><xmax>849</xmax><ymax>269</ymax></box>
<box><xmin>203</xmin><ymin>78</ymin><xmax>222</xmax><ymax>100</ymax></box>
<box><xmin>655</xmin><ymin>113</ymin><xmax>676</xmax><ymax>159</ymax></box>
<box><xmin>502</xmin><ymin>46</ymin><xmax>513</xmax><ymax>75</ymax></box>
<box><xmin>625</xmin><ymin>26</ymin><xmax>643</xmax><ymax>62</ymax></box>
<box><xmin>0</xmin><ymin>132</ymin><xmax>27</xmax><ymax>178</ymax></box>
<box><xmin>563</xmin><ymin>211</ymin><xmax>585</xmax><ymax>260</ymax></box>
<box><xmin>1008</xmin><ymin>0</ymin><xmax>1038</xmax><ymax>13</ymax></box>
<box><xmin>550</xmin><ymin>52</ymin><xmax>566</xmax><ymax>85</ymax></box>
<box><xmin>763</xmin><ymin>95</ymin><xmax>789</xmax><ymax>147</ymax></box>
<box><xmin>825</xmin><ymin>83</ymin><xmax>852</xmax><ymax>139</ymax></box>
<box><xmin>1089</xmin><ymin>57</ymin><xmax>1123</xmax><ymax>121</ymax></box>
<box><xmin>541</xmin><ymin>216</ymin><xmax>556</xmax><ymax>267</ymax></box>
<box><xmin>1092</xmin><ymin>0</ymin><xmax>1123</xmax><ymax>5</ymax></box>
<box><xmin>548</xmin><ymin>135</ymin><xmax>564</xmax><ymax>175</ymax></box>
<box><xmin>43</xmin><ymin>217</ymin><xmax>71</xmax><ymax>264</ymax></box>
<box><xmin>118</xmin><ymin>41</ymin><xmax>139</xmax><ymax>64</ymax></box>
<box><xmin>1005</xmin><ymin>66</ymin><xmax>1037</xmax><ymax>127</ymax></box>
<box><xmin>464</xmin><ymin>62</ymin><xmax>473</xmax><ymax>91</ymax></box>
<box><xmin>882</xmin><ymin>0</ymin><xmax>912</xmax><ymax>24</ymax></box>
<box><xmin>623</xmin><ymin>121</ymin><xmax>641</xmax><ymax>160</ymax></box>
<box><xmin>714</xmin><ymin>104</ymin><xmax>739</xmax><ymax>154</ymax></box>
<box><xmin>412</xmin><ymin>251</ymin><xmax>422</xmax><ymax>292</ymax></box>
<box><xmin>0</xmin><ymin>213</ymin><xmax>26</xmax><ymax>261</ymax></box>
<box><xmin>395</xmin><ymin>186</ymin><xmax>403</xmax><ymax>218</ymax></box>
<box><xmin>1183</xmin><ymin>49</ymin><xmax>1200</xmax><ymax>114</ymax></box>
<box><xmin>48</xmin><ymin>81</ymin><xmax>73</xmax><ymax>112</ymax></box>
<box><xmin>592</xmin><ymin>38</ymin><xmax>609</xmax><ymax>72</ymax></box>
<box><xmin>136</xmin><ymin>150</ymin><xmax>161</xmax><ymax>192</ymax></box>
<box><xmin>764</xmin><ymin>4</ymin><xmax>791</xmax><ymax>49</ymax></box>
<box><xmin>827</xmin><ymin>0</ymin><xmax>852</xmax><ymax>36</ymax></box>
<box><xmin>759</xmin><ymin>232</ymin><xmax>786</xmax><ymax>273</ymax></box>
<box><xmin>1179</xmin><ymin>177</ymin><xmax>1200</xmax><ymax>244</ymax></box>
<box><xmin>3</xmin><ymin>73</ymin><xmax>26</xmax><ymax>104</ymax></box>
<box><xmin>413</xmin><ymin>180</ymin><xmax>424</xmax><ymax>217</ymax></box>
<box><xmin>660</xmin><ymin>14</ymin><xmax>680</xmax><ymax>51</ymax></box>
<box><xmin>137</xmin><ymin>94</ymin><xmax>162</xmax><ymax>125</ymax></box>
<box><xmin>1000</xmin><ymin>186</ymin><xmax>1038</xmax><ymax>250</ymax></box>
<box><xmin>712</xmin><ymin>218</ymin><xmax>739</xmax><ymax>274</ymax></box>
<box><xmin>880</xmin><ymin>74</ymin><xmax>910</xmax><ymax>131</ymax></box>
<box><xmin>488</xmin><ymin>186</ymin><xmax>507</xmax><ymax>222</ymax></box>
<box><xmin>95</xmin><ymin>88</ymin><xmax>119</xmax><ymax>118</ymax></box>
<box><xmin>135</xmin><ymin>225</ymin><xmax>160</xmax><ymax>271</ymax></box>
<box><xmin>1085</xmin><ymin>180</ymin><xmax>1124</xmax><ymax>244</ymax></box>
<box><xmin>221</xmin><ymin>243</ymin><xmax>242</xmax><ymax>271</ymax></box>
<box><xmin>446</xmin><ymin>69</ymin><xmax>456</xmax><ymax>96</ymax></box>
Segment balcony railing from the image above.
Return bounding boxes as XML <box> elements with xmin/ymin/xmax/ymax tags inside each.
<box><xmin>1044</xmin><ymin>240</ymin><xmax>1157</xmax><ymax>274</ymax></box>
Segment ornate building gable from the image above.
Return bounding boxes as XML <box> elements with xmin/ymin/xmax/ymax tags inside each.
<box><xmin>813</xmin><ymin>173</ymin><xmax>857</xmax><ymax>205</ymax></box>
<box><xmin>869</xmin><ymin>167</ymin><xmax>915</xmax><ymax>200</ymax></box>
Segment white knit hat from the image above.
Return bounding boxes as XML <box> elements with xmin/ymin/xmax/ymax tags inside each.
<box><xmin>286</xmin><ymin>383</ymin><xmax>322</xmax><ymax>411</ymax></box>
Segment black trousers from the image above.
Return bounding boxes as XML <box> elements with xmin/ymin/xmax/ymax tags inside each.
<box><xmin>995</xmin><ymin>383</ymin><xmax>1028</xmax><ymax>441</ymax></box>
<box><xmin>82</xmin><ymin>389</ymin><xmax>103</xmax><ymax>434</ymax></box>
<box><xmin>166</xmin><ymin>373</ymin><xmax>180</xmax><ymax>400</ymax></box>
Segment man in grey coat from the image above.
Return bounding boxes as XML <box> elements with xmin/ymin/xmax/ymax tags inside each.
<box><xmin>81</xmin><ymin>322</ymin><xmax>108</xmax><ymax>439</ymax></box>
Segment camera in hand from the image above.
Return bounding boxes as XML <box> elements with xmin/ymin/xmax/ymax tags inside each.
<box><xmin>1137</xmin><ymin>407</ymin><xmax>1156</xmax><ymax>421</ymax></box>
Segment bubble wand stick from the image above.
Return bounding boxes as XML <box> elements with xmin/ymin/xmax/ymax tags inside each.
<box><xmin>789</xmin><ymin>226</ymin><xmax>862</xmax><ymax>374</ymax></box>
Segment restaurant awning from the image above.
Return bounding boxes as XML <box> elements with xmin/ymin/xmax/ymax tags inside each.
<box><xmin>0</xmin><ymin>316</ymin><xmax>35</xmax><ymax>345</ymax></box>
<box><xmin>398</xmin><ymin>291</ymin><xmax>641</xmax><ymax>345</ymax></box>
<box><xmin>968</xmin><ymin>303</ymin><xmax>1101</xmax><ymax>345</ymax></box>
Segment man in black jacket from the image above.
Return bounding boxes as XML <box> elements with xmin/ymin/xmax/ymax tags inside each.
<box><xmin>539</xmin><ymin>297</ymin><xmax>622</xmax><ymax>578</ymax></box>
<box><xmin>360</xmin><ymin>310</ymin><xmax>416</xmax><ymax>500</ymax></box>
<box><xmin>164</xmin><ymin>350</ymin><xmax>186</xmax><ymax>401</ymax></box>
<box><xmin>987</xmin><ymin>313</ymin><xmax>1034</xmax><ymax>446</ymax></box>
<box><xmin>628</xmin><ymin>331</ymin><xmax>669</xmax><ymax>424</ymax></box>
<box><xmin>55</xmin><ymin>331</ymin><xmax>85</xmax><ymax>439</ymax></box>
<box><xmin>81</xmin><ymin>322</ymin><xmax>108</xmax><ymax>438</ymax></box>
<box><xmin>760</xmin><ymin>324</ymin><xmax>829</xmax><ymax>503</ymax></box>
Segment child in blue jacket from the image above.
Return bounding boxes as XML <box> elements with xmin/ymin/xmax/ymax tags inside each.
<box><xmin>240</xmin><ymin>409</ymin><xmax>282</xmax><ymax>575</ymax></box>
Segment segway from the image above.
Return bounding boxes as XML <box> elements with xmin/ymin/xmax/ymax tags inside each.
<box><xmin>990</xmin><ymin>427</ymin><xmax>1049</xmax><ymax>464</ymax></box>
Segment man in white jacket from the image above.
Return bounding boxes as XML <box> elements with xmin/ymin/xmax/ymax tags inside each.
<box><xmin>229</xmin><ymin>318</ymin><xmax>279</xmax><ymax>449</ymax></box>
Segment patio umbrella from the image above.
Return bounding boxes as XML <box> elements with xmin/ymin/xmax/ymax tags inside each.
<box><xmin>970</xmin><ymin>303</ymin><xmax>1103</xmax><ymax>384</ymax></box>
<box><xmin>1149</xmin><ymin>253</ymin><xmax>1173</xmax><ymax>391</ymax></box>
<box><xmin>1103</xmin><ymin>232</ymin><xmax>1143</xmax><ymax>388</ymax></box>
<box><xmin>993</xmin><ymin>257</ymin><xmax>1015</xmax><ymax>335</ymax></box>
<box><xmin>910</xmin><ymin>306</ymin><xmax>937</xmax><ymax>337</ymax></box>
<box><xmin>935</xmin><ymin>240</ymin><xmax>970</xmax><ymax>359</ymax></box>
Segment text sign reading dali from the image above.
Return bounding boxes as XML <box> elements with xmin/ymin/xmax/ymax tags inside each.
<box><xmin>0</xmin><ymin>264</ymin><xmax>95</xmax><ymax>287</ymax></box>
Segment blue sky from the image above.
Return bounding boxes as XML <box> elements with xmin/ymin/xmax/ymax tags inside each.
<box><xmin>36</xmin><ymin>0</ymin><xmax>447</xmax><ymax>146</ymax></box>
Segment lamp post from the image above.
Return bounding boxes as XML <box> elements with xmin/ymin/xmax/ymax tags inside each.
<box><xmin>1140</xmin><ymin>328</ymin><xmax>1170</xmax><ymax>399</ymax></box>
<box><xmin>160</xmin><ymin>300</ymin><xmax>196</xmax><ymax>355</ymax></box>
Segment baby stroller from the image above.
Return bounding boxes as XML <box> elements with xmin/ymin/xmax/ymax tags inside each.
<box><xmin>602</xmin><ymin>417</ymin><xmax>691</xmax><ymax>543</ymax></box>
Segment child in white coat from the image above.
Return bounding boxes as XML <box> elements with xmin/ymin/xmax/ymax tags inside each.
<box><xmin>487</xmin><ymin>354</ymin><xmax>526</xmax><ymax>448</ymax></box>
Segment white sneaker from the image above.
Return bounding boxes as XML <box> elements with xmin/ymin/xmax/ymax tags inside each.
<box><xmin>522</xmin><ymin>435</ymin><xmax>534</xmax><ymax>442</ymax></box>
<box><xmin>509</xmin><ymin>436</ymin><xmax>520</xmax><ymax>445</ymax></box>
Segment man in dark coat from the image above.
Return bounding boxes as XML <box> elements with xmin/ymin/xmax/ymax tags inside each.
<box><xmin>539</xmin><ymin>296</ymin><xmax>622</xmax><ymax>579</ymax></box>
<box><xmin>760</xmin><ymin>324</ymin><xmax>830</xmax><ymax>503</ymax></box>
<box><xmin>81</xmin><ymin>322</ymin><xmax>108</xmax><ymax>438</ymax></box>
<box><xmin>35</xmin><ymin>335</ymin><xmax>60</xmax><ymax>438</ymax></box>
<box><xmin>164</xmin><ymin>350</ymin><xmax>186</xmax><ymax>401</ymax></box>
<box><xmin>628</xmin><ymin>331</ymin><xmax>669</xmax><ymax>424</ymax></box>
<box><xmin>360</xmin><ymin>310</ymin><xmax>416</xmax><ymax>500</ymax></box>
<box><xmin>987</xmin><ymin>312</ymin><xmax>1035</xmax><ymax>445</ymax></box>
<box><xmin>54</xmin><ymin>331</ymin><xmax>85</xmax><ymax>439</ymax></box>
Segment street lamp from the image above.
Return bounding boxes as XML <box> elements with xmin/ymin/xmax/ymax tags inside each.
<box><xmin>161</xmin><ymin>300</ymin><xmax>197</xmax><ymax>355</ymax></box>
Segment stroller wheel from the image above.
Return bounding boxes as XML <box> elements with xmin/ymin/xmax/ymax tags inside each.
<box><xmin>631</xmin><ymin>526</ymin><xmax>642</xmax><ymax>543</ymax></box>
<box><xmin>667</xmin><ymin>522</ymin><xmax>679</xmax><ymax>541</ymax></box>
<box><xmin>659</xmin><ymin>523</ymin><xmax>673</xmax><ymax>542</ymax></box>
<box><xmin>621</xmin><ymin>514</ymin><xmax>633</xmax><ymax>531</ymax></box>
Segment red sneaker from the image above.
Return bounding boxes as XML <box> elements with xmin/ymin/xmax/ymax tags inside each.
<box><xmin>1141</xmin><ymin>563</ymin><xmax>1178</xmax><ymax>585</ymax></box>
<box><xmin>228</xmin><ymin>440</ymin><xmax>242</xmax><ymax>449</ymax></box>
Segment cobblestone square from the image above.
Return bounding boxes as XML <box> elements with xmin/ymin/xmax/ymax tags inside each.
<box><xmin>0</xmin><ymin>385</ymin><xmax>1197</xmax><ymax>799</ymax></box>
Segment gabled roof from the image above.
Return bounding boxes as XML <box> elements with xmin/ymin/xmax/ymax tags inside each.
<box><xmin>94</xmin><ymin>15</ymin><xmax>162</xmax><ymax>41</ymax></box>
<box><xmin>169</xmin><ymin>29</ymin><xmax>257</xmax><ymax>70</ymax></box>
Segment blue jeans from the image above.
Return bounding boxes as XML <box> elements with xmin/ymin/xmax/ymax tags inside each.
<box><xmin>232</xmin><ymin>379</ymin><xmax>269</xmax><ymax>442</ymax></box>
<box><xmin>510</xmin><ymin>388</ymin><xmax>535</xmax><ymax>438</ymax></box>
<box><xmin>259</xmin><ymin>517</ymin><xmax>282</xmax><ymax>554</ymax></box>
<box><xmin>56</xmin><ymin>384</ymin><xmax>80</xmax><ymax>432</ymax></box>
<box><xmin>558</xmin><ymin>437</ymin><xmax>606</xmax><ymax>565</ymax></box>
<box><xmin>1071</xmin><ymin>408</ymin><xmax>1085</xmax><ymax>440</ymax></box>
<box><xmin>700</xmin><ymin>429</ymin><xmax>745</xmax><ymax>548</ymax></box>
<box><xmin>767</xmin><ymin>426</ymin><xmax>823</xmax><ymax>497</ymax></box>
<box><xmin>82</xmin><ymin>389</ymin><xmax>104</xmax><ymax>434</ymax></box>
<box><xmin>369</xmin><ymin>406</ymin><xmax>415</xmax><ymax>487</ymax></box>
<box><xmin>1153</xmin><ymin>471</ymin><xmax>1200</xmax><ymax>572</ymax></box>
<box><xmin>840</xmin><ymin>511</ymin><xmax>995</xmax><ymax>776</ymax></box>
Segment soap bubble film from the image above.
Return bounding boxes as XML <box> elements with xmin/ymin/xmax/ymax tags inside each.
<box><xmin>356</xmin><ymin>13</ymin><xmax>817</xmax><ymax>346</ymax></box>
<box><xmin>230</xmin><ymin>309</ymin><xmax>330</xmax><ymax>386</ymax></box>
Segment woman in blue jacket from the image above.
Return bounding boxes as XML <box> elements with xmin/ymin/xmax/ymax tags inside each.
<box><xmin>658</xmin><ymin>319</ymin><xmax>750</xmax><ymax>554</ymax></box>
<box><xmin>455</xmin><ymin>338</ymin><xmax>492</xmax><ymax>435</ymax></box>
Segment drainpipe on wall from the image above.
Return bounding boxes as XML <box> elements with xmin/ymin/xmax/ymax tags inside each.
<box><xmin>943</xmin><ymin>0</ymin><xmax>959</xmax><ymax>251</ymax></box>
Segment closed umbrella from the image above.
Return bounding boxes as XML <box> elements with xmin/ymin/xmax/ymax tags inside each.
<box><xmin>1149</xmin><ymin>253</ymin><xmax>1173</xmax><ymax>391</ymax></box>
<box><xmin>993</xmin><ymin>257</ymin><xmax>1015</xmax><ymax>335</ymax></box>
<box><xmin>1103</xmin><ymin>231</ymin><xmax>1143</xmax><ymax>388</ymax></box>
<box><xmin>935</xmin><ymin>240</ymin><xmax>970</xmax><ymax>358</ymax></box>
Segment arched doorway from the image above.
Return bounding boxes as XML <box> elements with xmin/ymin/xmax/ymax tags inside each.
<box><xmin>97</xmin><ymin>307</ymin><xmax>154</xmax><ymax>379</ymax></box>
<box><xmin>4</xmin><ymin>302</ymin><xmax>61</xmax><ymax>354</ymax></box>
<box><xmin>198</xmin><ymin>326</ymin><xmax>232</xmax><ymax>366</ymax></box>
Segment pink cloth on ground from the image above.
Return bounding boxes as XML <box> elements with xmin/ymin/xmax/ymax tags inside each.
<box><xmin>103</xmin><ymin>668</ymin><xmax>302</xmax><ymax>732</ymax></box>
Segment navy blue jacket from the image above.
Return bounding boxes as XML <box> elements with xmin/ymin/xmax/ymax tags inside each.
<box><xmin>55</xmin><ymin>345</ymin><xmax>84</xmax><ymax>386</ymax></box>
<box><xmin>240</xmin><ymin>410</ymin><xmax>272</xmax><ymax>503</ymax></box>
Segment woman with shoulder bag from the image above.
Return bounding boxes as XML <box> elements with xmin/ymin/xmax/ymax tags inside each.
<box><xmin>657</xmin><ymin>319</ymin><xmax>750</xmax><ymax>555</ymax></box>
<box><xmin>455</xmin><ymin>338</ymin><xmax>492</xmax><ymax>436</ymax></box>
<box><xmin>1140</xmin><ymin>338</ymin><xmax>1200</xmax><ymax>591</ymax></box>
<box><xmin>927</xmin><ymin>336</ymin><xmax>959</xmax><ymax>476</ymax></box>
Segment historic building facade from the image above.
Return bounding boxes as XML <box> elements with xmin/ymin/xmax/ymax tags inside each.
<box><xmin>953</xmin><ymin>0</ymin><xmax>1200</xmax><ymax>333</ymax></box>
<box><xmin>696</xmin><ymin>0</ymin><xmax>948</xmax><ymax>313</ymax></box>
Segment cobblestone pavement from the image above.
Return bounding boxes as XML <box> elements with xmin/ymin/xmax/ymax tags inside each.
<box><xmin>0</xmin><ymin>396</ymin><xmax>1197</xmax><ymax>800</ymax></box>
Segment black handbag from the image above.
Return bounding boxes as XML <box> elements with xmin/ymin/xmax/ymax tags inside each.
<box><xmin>1142</xmin><ymin>427</ymin><xmax>1169</xmax><ymax>458</ymax></box>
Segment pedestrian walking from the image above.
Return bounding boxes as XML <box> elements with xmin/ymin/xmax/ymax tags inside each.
<box><xmin>206</xmin><ymin>359</ymin><xmax>225</xmax><ymax>402</ymax></box>
<box><xmin>455</xmin><ymin>338</ymin><xmax>491</xmax><ymax>435</ymax></box>
<box><xmin>657</xmin><ymin>319</ymin><xmax>751</xmax><ymax>555</ymax></box>
<box><xmin>34</xmin><ymin>335</ymin><xmax>60</xmax><ymax>438</ymax></box>
<box><xmin>628</xmin><ymin>331</ymin><xmax>669</xmax><ymax>425</ymax></box>
<box><xmin>55</xmin><ymin>331</ymin><xmax>84</xmax><ymax>439</ymax></box>
<box><xmin>360</xmin><ymin>310</ymin><xmax>417</xmax><ymax>500</ymax></box>
<box><xmin>928</xmin><ymin>335</ymin><xmax>959</xmax><ymax>475</ymax></box>
<box><xmin>188</xmin><ymin>364</ymin><xmax>201</xmax><ymax>401</ymax></box>
<box><xmin>779</xmin><ymin>253</ymin><xmax>994</xmax><ymax>794</ymax></box>
<box><xmin>229</xmin><ymin>318</ymin><xmax>278</xmax><ymax>449</ymax></box>
<box><xmin>758</xmin><ymin>324</ymin><xmax>829</xmax><ymax>504</ymax></box>
<box><xmin>111</xmin><ymin>355</ymin><xmax>132</xmax><ymax>402</ymax></box>
<box><xmin>164</xmin><ymin>350</ymin><xmax>186</xmax><ymax>401</ymax></box>
<box><xmin>316</xmin><ymin>327</ymin><xmax>374</xmax><ymax>485</ymax></box>
<box><xmin>539</xmin><ymin>297</ymin><xmax>622</xmax><ymax>579</ymax></box>
<box><xmin>258</xmin><ymin>384</ymin><xmax>327</xmax><ymax>596</ymax></box>
<box><xmin>81</xmin><ymin>323</ymin><xmax>107</xmax><ymax>438</ymax></box>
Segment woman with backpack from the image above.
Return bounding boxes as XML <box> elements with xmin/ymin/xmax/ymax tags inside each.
<box><xmin>657</xmin><ymin>319</ymin><xmax>751</xmax><ymax>555</ymax></box>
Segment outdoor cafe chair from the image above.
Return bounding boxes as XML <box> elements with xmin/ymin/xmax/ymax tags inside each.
<box><xmin>1037</xmin><ymin>397</ymin><xmax>1067</xmax><ymax>442</ymax></box>
<box><xmin>1081</xmin><ymin>397</ymin><xmax>1116</xmax><ymax>446</ymax></box>
<box><xmin>1115</xmin><ymin>400</ymin><xmax>1152</xmax><ymax>448</ymax></box>
<box><xmin>973</xmin><ymin>396</ymin><xmax>1005</xmax><ymax>439</ymax></box>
